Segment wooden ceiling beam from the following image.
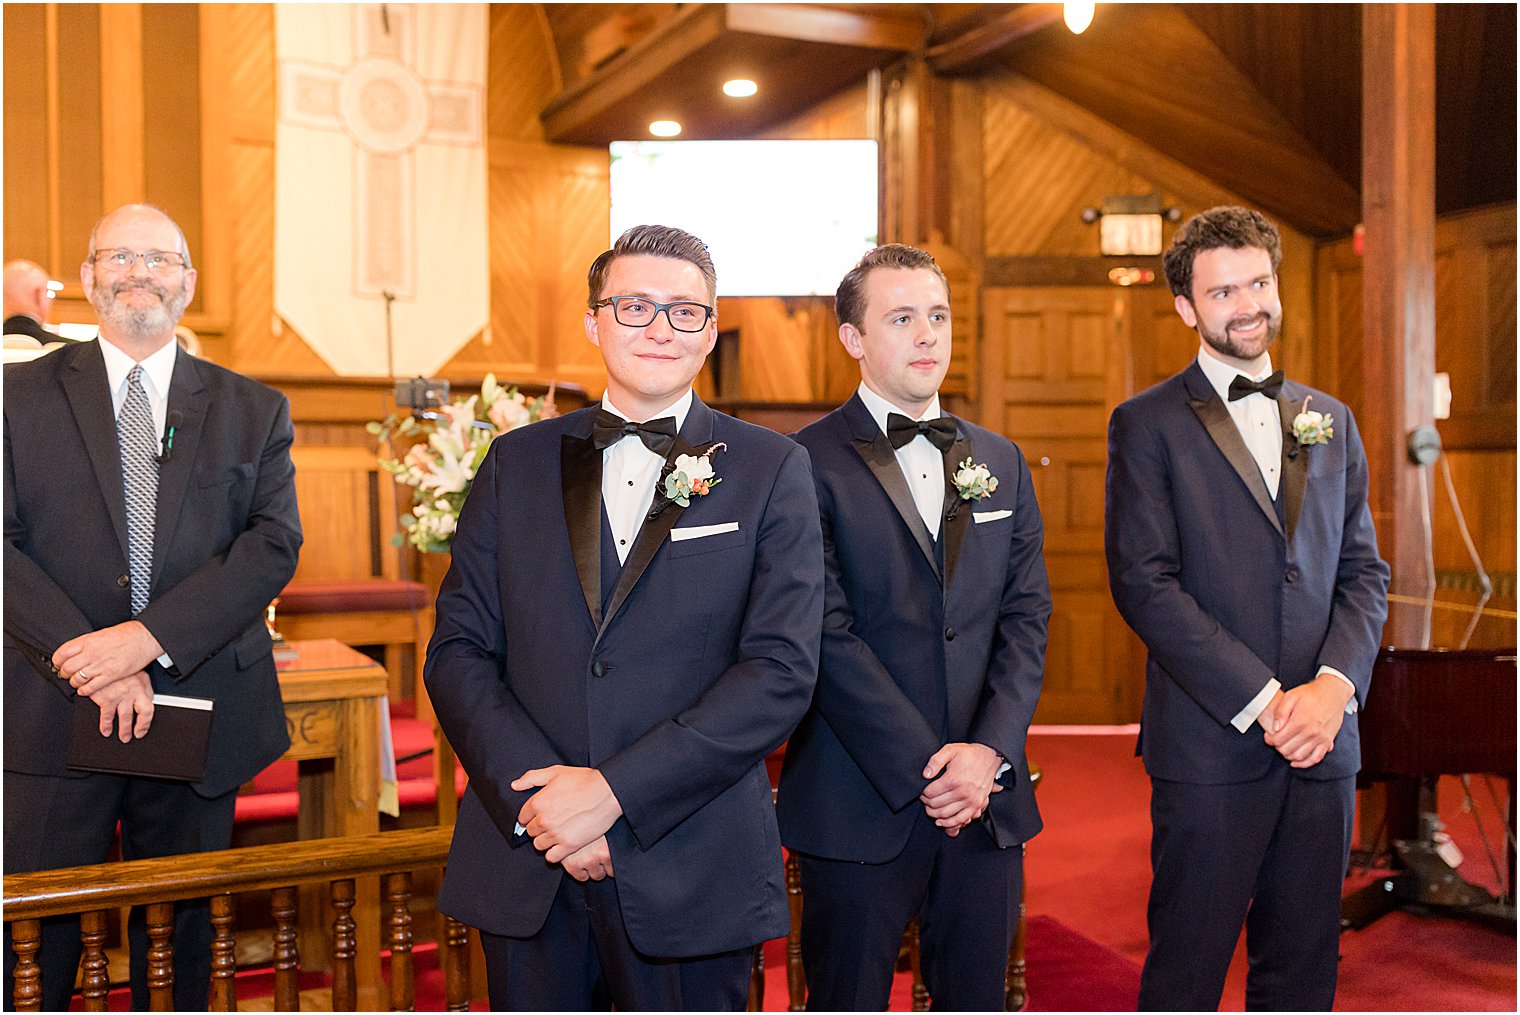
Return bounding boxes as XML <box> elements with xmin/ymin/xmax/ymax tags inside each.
<box><xmin>540</xmin><ymin>3</ymin><xmax>923</xmax><ymax>145</ymax></box>
<box><xmin>1002</xmin><ymin>4</ymin><xmax>1360</xmax><ymax>236</ymax></box>
<box><xmin>925</xmin><ymin>3</ymin><xmax>1064</xmax><ymax>75</ymax></box>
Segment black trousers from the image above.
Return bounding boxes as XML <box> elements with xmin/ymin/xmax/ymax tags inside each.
<box><xmin>796</xmin><ymin>810</ymin><xmax>1023</xmax><ymax>1011</ymax></box>
<box><xmin>3</xmin><ymin>770</ymin><xmax>238</xmax><ymax>1012</ymax></box>
<box><xmin>479</xmin><ymin>874</ymin><xmax>754</xmax><ymax>1011</ymax></box>
<box><xmin>1138</xmin><ymin>768</ymin><xmax>1355</xmax><ymax>1011</ymax></box>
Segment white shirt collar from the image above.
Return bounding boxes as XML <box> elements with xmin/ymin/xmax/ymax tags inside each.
<box><xmin>1196</xmin><ymin>346</ymin><xmax>1273</xmax><ymax>403</ymax></box>
<box><xmin>856</xmin><ymin>382</ymin><xmax>942</xmax><ymax>437</ymax></box>
<box><xmin>600</xmin><ymin>389</ymin><xmax>694</xmax><ymax>433</ymax></box>
<box><xmin>98</xmin><ymin>335</ymin><xmax>177</xmax><ymax>403</ymax></box>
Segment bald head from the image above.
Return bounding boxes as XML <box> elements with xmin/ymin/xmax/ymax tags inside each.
<box><xmin>87</xmin><ymin>204</ymin><xmax>192</xmax><ymax>269</ymax></box>
<box><xmin>4</xmin><ymin>260</ymin><xmax>50</xmax><ymax>324</ymax></box>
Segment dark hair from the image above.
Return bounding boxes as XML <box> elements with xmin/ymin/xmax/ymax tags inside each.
<box><xmin>1162</xmin><ymin>206</ymin><xmax>1282</xmax><ymax>300</ymax></box>
<box><xmin>835</xmin><ymin>243</ymin><xmax>949</xmax><ymax>331</ymax></box>
<box><xmin>586</xmin><ymin>225</ymin><xmax>716</xmax><ymax>308</ymax></box>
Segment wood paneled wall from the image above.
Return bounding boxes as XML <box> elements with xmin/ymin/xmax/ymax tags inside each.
<box><xmin>1315</xmin><ymin>202</ymin><xmax>1517</xmax><ymax>598</ymax></box>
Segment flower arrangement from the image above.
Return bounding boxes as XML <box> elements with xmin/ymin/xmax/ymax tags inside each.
<box><xmin>1292</xmin><ymin>395</ymin><xmax>1334</xmax><ymax>447</ymax></box>
<box><xmin>951</xmin><ymin>457</ymin><xmax>999</xmax><ymax>501</ymax></box>
<box><xmin>661</xmin><ymin>444</ymin><xmax>726</xmax><ymax>508</ymax></box>
<box><xmin>369</xmin><ymin>374</ymin><xmax>557</xmax><ymax>552</ymax></box>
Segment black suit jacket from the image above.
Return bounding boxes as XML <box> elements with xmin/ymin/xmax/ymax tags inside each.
<box><xmin>1105</xmin><ymin>361</ymin><xmax>1389</xmax><ymax>784</ymax></box>
<box><xmin>3</xmin><ymin>340</ymin><xmax>302</xmax><ymax>797</ymax></box>
<box><xmin>777</xmin><ymin>395</ymin><xmax>1051</xmax><ymax>863</ymax></box>
<box><xmin>427</xmin><ymin>398</ymin><xmax>824</xmax><ymax>957</ymax></box>
<box><xmin>3</xmin><ymin>315</ymin><xmax>55</xmax><ymax>345</ymax></box>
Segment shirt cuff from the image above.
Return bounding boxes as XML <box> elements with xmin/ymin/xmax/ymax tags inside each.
<box><xmin>156</xmin><ymin>651</ymin><xmax>174</xmax><ymax>669</ymax></box>
<box><xmin>1231</xmin><ymin>678</ymin><xmax>1282</xmax><ymax>733</ymax></box>
<box><xmin>1318</xmin><ymin>666</ymin><xmax>1358</xmax><ymax>714</ymax></box>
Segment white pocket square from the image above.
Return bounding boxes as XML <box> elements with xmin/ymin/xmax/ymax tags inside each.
<box><xmin>973</xmin><ymin>509</ymin><xmax>1013</xmax><ymax>524</ymax></box>
<box><xmin>670</xmin><ymin>521</ymin><xmax>740</xmax><ymax>541</ymax></box>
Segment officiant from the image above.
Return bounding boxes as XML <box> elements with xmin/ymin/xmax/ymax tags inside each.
<box><xmin>2</xmin><ymin>203</ymin><xmax>303</xmax><ymax>1010</ymax></box>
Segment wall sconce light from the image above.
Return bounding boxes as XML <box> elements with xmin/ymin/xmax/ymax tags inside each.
<box><xmin>1064</xmin><ymin>2</ymin><xmax>1096</xmax><ymax>35</ymax></box>
<box><xmin>1081</xmin><ymin>194</ymin><xmax>1181</xmax><ymax>256</ymax></box>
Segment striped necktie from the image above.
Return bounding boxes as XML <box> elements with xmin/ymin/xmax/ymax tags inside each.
<box><xmin>117</xmin><ymin>365</ymin><xmax>159</xmax><ymax>616</ymax></box>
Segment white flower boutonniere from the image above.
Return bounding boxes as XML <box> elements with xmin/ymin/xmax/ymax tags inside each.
<box><xmin>951</xmin><ymin>458</ymin><xmax>999</xmax><ymax>501</ymax></box>
<box><xmin>1292</xmin><ymin>395</ymin><xmax>1334</xmax><ymax>447</ymax></box>
<box><xmin>663</xmin><ymin>442</ymin><xmax>727</xmax><ymax>507</ymax></box>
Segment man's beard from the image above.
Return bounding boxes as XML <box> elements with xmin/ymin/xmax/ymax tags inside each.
<box><xmin>1198</xmin><ymin>311</ymin><xmax>1281</xmax><ymax>362</ymax></box>
<box><xmin>89</xmin><ymin>278</ymin><xmax>190</xmax><ymax>338</ymax></box>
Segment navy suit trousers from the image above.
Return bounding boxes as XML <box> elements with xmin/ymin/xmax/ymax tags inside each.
<box><xmin>1139</xmin><ymin>768</ymin><xmax>1355</xmax><ymax>1011</ymax></box>
<box><xmin>797</xmin><ymin>810</ymin><xmax>1022</xmax><ymax>1011</ymax></box>
<box><xmin>479</xmin><ymin>875</ymin><xmax>753</xmax><ymax>1011</ymax></box>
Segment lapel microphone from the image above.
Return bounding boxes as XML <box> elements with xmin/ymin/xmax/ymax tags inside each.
<box><xmin>157</xmin><ymin>411</ymin><xmax>182</xmax><ymax>464</ymax></box>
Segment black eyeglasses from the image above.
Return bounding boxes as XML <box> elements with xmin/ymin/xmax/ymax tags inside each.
<box><xmin>593</xmin><ymin>296</ymin><xmax>713</xmax><ymax>332</ymax></box>
<box><xmin>93</xmin><ymin>249</ymin><xmax>189</xmax><ymax>274</ymax></box>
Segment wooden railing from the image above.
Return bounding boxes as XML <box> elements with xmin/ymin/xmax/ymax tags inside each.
<box><xmin>3</xmin><ymin>827</ymin><xmax>471</xmax><ymax>1012</ymax></box>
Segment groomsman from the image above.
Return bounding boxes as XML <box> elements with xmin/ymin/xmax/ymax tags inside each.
<box><xmin>1105</xmin><ymin>206</ymin><xmax>1388</xmax><ymax>1010</ymax></box>
<box><xmin>778</xmin><ymin>243</ymin><xmax>1051</xmax><ymax>1010</ymax></box>
<box><xmin>425</xmin><ymin>225</ymin><xmax>824</xmax><ymax>1010</ymax></box>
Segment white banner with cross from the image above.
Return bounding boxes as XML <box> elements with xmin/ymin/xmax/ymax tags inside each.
<box><xmin>275</xmin><ymin>3</ymin><xmax>487</xmax><ymax>377</ymax></box>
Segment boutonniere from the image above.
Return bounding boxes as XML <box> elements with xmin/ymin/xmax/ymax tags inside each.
<box><xmin>661</xmin><ymin>442</ymin><xmax>727</xmax><ymax>508</ymax></box>
<box><xmin>1291</xmin><ymin>396</ymin><xmax>1334</xmax><ymax>447</ymax></box>
<box><xmin>951</xmin><ymin>457</ymin><xmax>999</xmax><ymax>501</ymax></box>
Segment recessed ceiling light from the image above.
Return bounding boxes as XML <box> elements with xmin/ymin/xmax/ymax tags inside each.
<box><xmin>649</xmin><ymin>120</ymin><xmax>682</xmax><ymax>138</ymax></box>
<box><xmin>723</xmin><ymin>79</ymin><xmax>758</xmax><ymax>98</ymax></box>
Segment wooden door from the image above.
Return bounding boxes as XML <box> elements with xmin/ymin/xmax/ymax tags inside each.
<box><xmin>981</xmin><ymin>285</ymin><xmax>1184</xmax><ymax>723</ymax></box>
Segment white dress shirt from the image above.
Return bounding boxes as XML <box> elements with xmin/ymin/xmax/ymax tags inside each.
<box><xmin>600</xmin><ymin>390</ymin><xmax>693</xmax><ymax>565</ymax></box>
<box><xmin>857</xmin><ymin>383</ymin><xmax>946</xmax><ymax>538</ymax></box>
<box><xmin>1195</xmin><ymin>349</ymin><xmax>1356</xmax><ymax>731</ymax></box>
<box><xmin>99</xmin><ymin>336</ymin><xmax>176</xmax><ymax>438</ymax></box>
<box><xmin>98</xmin><ymin>336</ymin><xmax>179</xmax><ymax>668</ymax></box>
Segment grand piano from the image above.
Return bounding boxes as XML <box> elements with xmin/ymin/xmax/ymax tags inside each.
<box><xmin>1343</xmin><ymin>599</ymin><xmax>1517</xmax><ymax>929</ymax></box>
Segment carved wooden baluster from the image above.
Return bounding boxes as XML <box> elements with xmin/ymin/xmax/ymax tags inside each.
<box><xmin>271</xmin><ymin>887</ymin><xmax>301</xmax><ymax>1012</ymax></box>
<box><xmin>1005</xmin><ymin>888</ymin><xmax>1029</xmax><ymax>1012</ymax></box>
<box><xmin>746</xmin><ymin>943</ymin><xmax>764</xmax><ymax>1011</ymax></box>
<box><xmin>909</xmin><ymin>920</ymin><xmax>928</xmax><ymax>1012</ymax></box>
<box><xmin>210</xmin><ymin>893</ymin><xmax>237</xmax><ymax>1011</ymax></box>
<box><xmin>384</xmin><ymin>872</ymin><xmax>415</xmax><ymax>1012</ymax></box>
<box><xmin>330</xmin><ymin>878</ymin><xmax>357</xmax><ymax>1012</ymax></box>
<box><xmin>79</xmin><ymin>909</ymin><xmax>110</xmax><ymax>1011</ymax></box>
<box><xmin>442</xmin><ymin>915</ymin><xmax>470</xmax><ymax>1012</ymax></box>
<box><xmin>10</xmin><ymin>918</ymin><xmax>43</xmax><ymax>1012</ymax></box>
<box><xmin>145</xmin><ymin>901</ymin><xmax>176</xmax><ymax>1011</ymax></box>
<box><xmin>785</xmin><ymin>853</ymin><xmax>805</xmax><ymax>1011</ymax></box>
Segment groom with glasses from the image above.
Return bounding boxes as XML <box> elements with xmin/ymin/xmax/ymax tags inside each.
<box><xmin>426</xmin><ymin>224</ymin><xmax>824</xmax><ymax>1010</ymax></box>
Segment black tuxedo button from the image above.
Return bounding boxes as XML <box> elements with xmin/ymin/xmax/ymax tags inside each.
<box><xmin>944</xmin><ymin>627</ymin><xmax>956</xmax><ymax>641</ymax></box>
<box><xmin>116</xmin><ymin>574</ymin><xmax>130</xmax><ymax>588</ymax></box>
<box><xmin>1285</xmin><ymin>568</ymin><xmax>1300</xmax><ymax>583</ymax></box>
<box><xmin>591</xmin><ymin>660</ymin><xmax>608</xmax><ymax>677</ymax></box>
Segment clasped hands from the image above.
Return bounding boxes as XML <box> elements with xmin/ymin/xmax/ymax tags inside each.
<box><xmin>512</xmin><ymin>766</ymin><xmax>623</xmax><ymax>883</ymax></box>
<box><xmin>51</xmin><ymin>621</ymin><xmax>164</xmax><ymax>742</ymax></box>
<box><xmin>920</xmin><ymin>742</ymin><xmax>1003</xmax><ymax>838</ymax></box>
<box><xmin>1257</xmin><ymin>673</ymin><xmax>1354</xmax><ymax>769</ymax></box>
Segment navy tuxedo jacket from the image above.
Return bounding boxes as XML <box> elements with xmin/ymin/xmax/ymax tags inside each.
<box><xmin>3</xmin><ymin>340</ymin><xmax>301</xmax><ymax>798</ymax></box>
<box><xmin>427</xmin><ymin>397</ymin><xmax>824</xmax><ymax>958</ymax></box>
<box><xmin>777</xmin><ymin>395</ymin><xmax>1051</xmax><ymax>863</ymax></box>
<box><xmin>1105</xmin><ymin>361</ymin><xmax>1389</xmax><ymax>784</ymax></box>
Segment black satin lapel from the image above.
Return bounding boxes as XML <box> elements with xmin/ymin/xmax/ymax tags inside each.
<box><xmin>1189</xmin><ymin>396</ymin><xmax>1283</xmax><ymax>537</ymax></box>
<box><xmin>561</xmin><ymin>433</ymin><xmax>603</xmax><ymax>628</ymax></box>
<box><xmin>600</xmin><ymin>435</ymin><xmax>705</xmax><ymax>633</ymax></box>
<box><xmin>150</xmin><ymin>359</ymin><xmax>207</xmax><ymax>582</ymax></box>
<box><xmin>941</xmin><ymin>431</ymin><xmax>974</xmax><ymax>591</ymax></box>
<box><xmin>1278</xmin><ymin>396</ymin><xmax>1308</xmax><ymax>543</ymax></box>
<box><xmin>852</xmin><ymin>435</ymin><xmax>939</xmax><ymax>578</ymax></box>
<box><xmin>60</xmin><ymin>348</ymin><xmax>130</xmax><ymax>561</ymax></box>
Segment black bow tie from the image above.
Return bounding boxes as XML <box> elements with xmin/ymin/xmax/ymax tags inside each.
<box><xmin>886</xmin><ymin>413</ymin><xmax>957</xmax><ymax>452</ymax></box>
<box><xmin>1227</xmin><ymin>370</ymin><xmax>1284</xmax><ymax>402</ymax></box>
<box><xmin>590</xmin><ymin>409</ymin><xmax>678</xmax><ymax>456</ymax></box>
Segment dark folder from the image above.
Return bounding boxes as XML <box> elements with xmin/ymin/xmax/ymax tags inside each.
<box><xmin>67</xmin><ymin>693</ymin><xmax>213</xmax><ymax>782</ymax></box>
